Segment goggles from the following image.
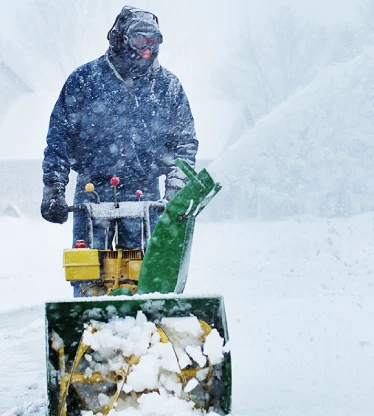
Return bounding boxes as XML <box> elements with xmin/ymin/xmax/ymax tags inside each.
<box><xmin>127</xmin><ymin>32</ymin><xmax>162</xmax><ymax>52</ymax></box>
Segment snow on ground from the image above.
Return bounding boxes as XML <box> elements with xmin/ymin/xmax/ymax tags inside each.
<box><xmin>1</xmin><ymin>213</ymin><xmax>374</xmax><ymax>415</ymax></box>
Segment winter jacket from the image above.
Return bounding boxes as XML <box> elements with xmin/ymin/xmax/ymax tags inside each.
<box><xmin>42</xmin><ymin>54</ymin><xmax>198</xmax><ymax>204</ymax></box>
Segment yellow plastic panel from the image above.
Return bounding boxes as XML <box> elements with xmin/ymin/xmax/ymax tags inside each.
<box><xmin>63</xmin><ymin>249</ymin><xmax>100</xmax><ymax>281</ymax></box>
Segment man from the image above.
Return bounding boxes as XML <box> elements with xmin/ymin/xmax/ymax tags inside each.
<box><xmin>41</xmin><ymin>5</ymin><xmax>198</xmax><ymax>249</ymax></box>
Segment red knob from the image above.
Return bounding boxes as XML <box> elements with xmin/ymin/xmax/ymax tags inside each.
<box><xmin>135</xmin><ymin>190</ymin><xmax>143</xmax><ymax>198</ymax></box>
<box><xmin>110</xmin><ymin>176</ymin><xmax>120</xmax><ymax>186</ymax></box>
<box><xmin>75</xmin><ymin>240</ymin><xmax>87</xmax><ymax>248</ymax></box>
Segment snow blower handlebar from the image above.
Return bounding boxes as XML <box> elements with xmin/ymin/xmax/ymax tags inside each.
<box><xmin>67</xmin><ymin>201</ymin><xmax>165</xmax><ymax>249</ymax></box>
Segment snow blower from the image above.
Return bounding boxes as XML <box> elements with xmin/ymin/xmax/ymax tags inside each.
<box><xmin>45</xmin><ymin>159</ymin><xmax>231</xmax><ymax>416</ymax></box>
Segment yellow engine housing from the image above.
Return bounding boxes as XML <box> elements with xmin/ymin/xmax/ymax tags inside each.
<box><xmin>63</xmin><ymin>248</ymin><xmax>143</xmax><ymax>294</ymax></box>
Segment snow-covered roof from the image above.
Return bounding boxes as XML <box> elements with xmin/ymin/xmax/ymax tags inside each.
<box><xmin>191</xmin><ymin>99</ymin><xmax>241</xmax><ymax>160</ymax></box>
<box><xmin>0</xmin><ymin>92</ymin><xmax>58</xmax><ymax>160</ymax></box>
<box><xmin>0</xmin><ymin>61</ymin><xmax>32</xmax><ymax>93</ymax></box>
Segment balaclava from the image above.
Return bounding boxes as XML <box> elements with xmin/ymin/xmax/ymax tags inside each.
<box><xmin>107</xmin><ymin>6</ymin><xmax>162</xmax><ymax>79</ymax></box>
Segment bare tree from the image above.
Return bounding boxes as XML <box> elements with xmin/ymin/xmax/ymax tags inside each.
<box><xmin>14</xmin><ymin>0</ymin><xmax>190</xmax><ymax>86</ymax></box>
<box><xmin>16</xmin><ymin>0</ymin><xmax>121</xmax><ymax>81</ymax></box>
<box><xmin>213</xmin><ymin>8</ymin><xmax>329</xmax><ymax>124</ymax></box>
<box><xmin>358</xmin><ymin>0</ymin><xmax>374</xmax><ymax>41</ymax></box>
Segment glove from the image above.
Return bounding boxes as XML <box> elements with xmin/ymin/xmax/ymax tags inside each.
<box><xmin>41</xmin><ymin>186</ymin><xmax>69</xmax><ymax>224</ymax></box>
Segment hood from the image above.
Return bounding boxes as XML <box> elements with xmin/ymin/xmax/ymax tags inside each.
<box><xmin>107</xmin><ymin>6</ymin><xmax>162</xmax><ymax>79</ymax></box>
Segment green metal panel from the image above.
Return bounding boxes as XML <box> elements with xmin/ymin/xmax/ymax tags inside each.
<box><xmin>45</xmin><ymin>295</ymin><xmax>231</xmax><ymax>415</ymax></box>
<box><xmin>137</xmin><ymin>160</ymin><xmax>222</xmax><ymax>294</ymax></box>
